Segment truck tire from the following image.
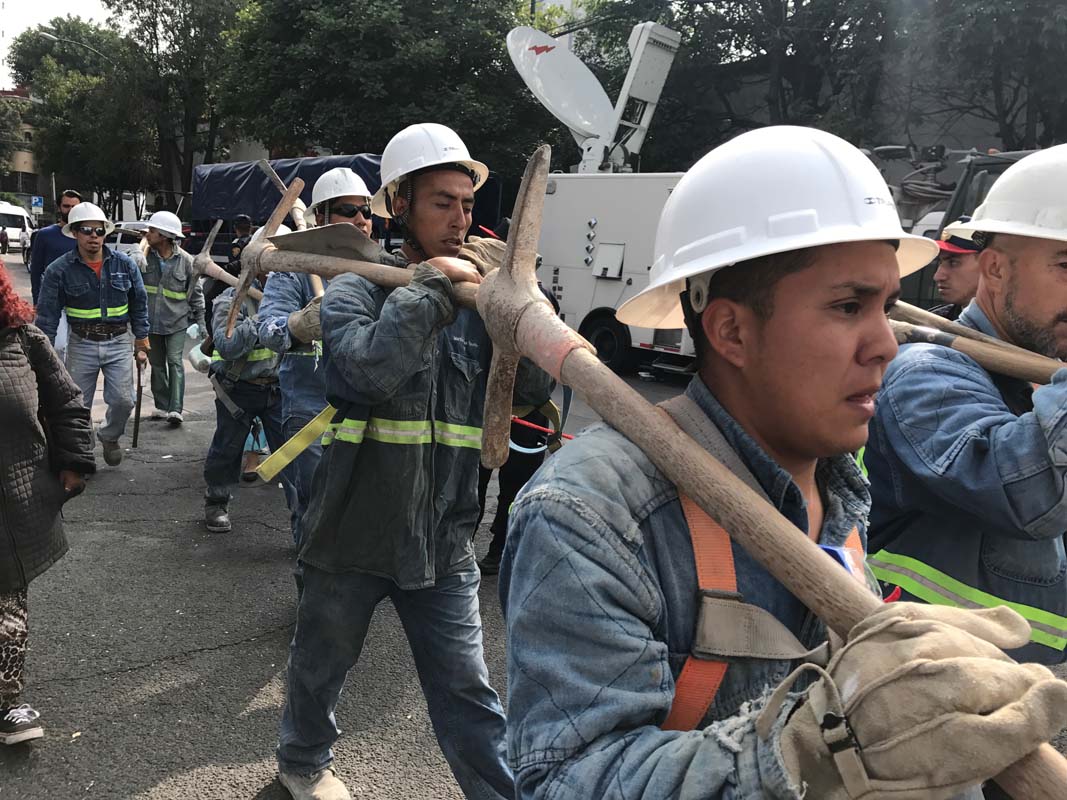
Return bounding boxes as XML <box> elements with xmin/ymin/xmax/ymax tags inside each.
<box><xmin>580</xmin><ymin>313</ymin><xmax>636</xmax><ymax>373</ymax></box>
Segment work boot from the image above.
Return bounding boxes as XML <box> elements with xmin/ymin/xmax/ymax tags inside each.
<box><xmin>278</xmin><ymin>767</ymin><xmax>351</xmax><ymax>800</ymax></box>
<box><xmin>204</xmin><ymin>505</ymin><xmax>232</xmax><ymax>533</ymax></box>
<box><xmin>0</xmin><ymin>704</ymin><xmax>44</xmax><ymax>746</ymax></box>
<box><xmin>101</xmin><ymin>438</ymin><xmax>123</xmax><ymax>467</ymax></box>
<box><xmin>167</xmin><ymin>411</ymin><xmax>183</xmax><ymax>427</ymax></box>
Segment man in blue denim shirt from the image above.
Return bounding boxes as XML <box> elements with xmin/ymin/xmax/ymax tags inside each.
<box><xmin>500</xmin><ymin>127</ymin><xmax>1066</xmax><ymax>799</ymax></box>
<box><xmin>867</xmin><ymin>144</ymin><xmax>1067</xmax><ymax>666</ymax></box>
<box><xmin>35</xmin><ymin>202</ymin><xmax>149</xmax><ymax>468</ymax></box>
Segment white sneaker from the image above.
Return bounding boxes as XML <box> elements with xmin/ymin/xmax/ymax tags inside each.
<box><xmin>278</xmin><ymin>767</ymin><xmax>352</xmax><ymax>800</ymax></box>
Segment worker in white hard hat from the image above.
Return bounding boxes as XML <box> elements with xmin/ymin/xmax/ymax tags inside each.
<box><xmin>35</xmin><ymin>202</ymin><xmax>151</xmax><ymax>467</ymax></box>
<box><xmin>275</xmin><ymin>123</ymin><xmax>552</xmax><ymax>800</ymax></box>
<box><xmin>867</xmin><ymin>144</ymin><xmax>1067</xmax><ymax>667</ymax></box>
<box><xmin>258</xmin><ymin>167</ymin><xmax>390</xmax><ymax>549</ymax></box>
<box><xmin>498</xmin><ymin>127</ymin><xmax>1067</xmax><ymax>800</ymax></box>
<box><xmin>140</xmin><ymin>210</ymin><xmax>205</xmax><ymax>427</ymax></box>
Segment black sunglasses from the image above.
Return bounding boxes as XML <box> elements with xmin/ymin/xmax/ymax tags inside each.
<box><xmin>75</xmin><ymin>225</ymin><xmax>107</xmax><ymax>237</ymax></box>
<box><xmin>328</xmin><ymin>203</ymin><xmax>372</xmax><ymax>220</ymax></box>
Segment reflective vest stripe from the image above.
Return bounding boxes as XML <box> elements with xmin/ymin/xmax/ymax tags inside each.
<box><xmin>435</xmin><ymin>421</ymin><xmax>482</xmax><ymax>450</ymax></box>
<box><xmin>321</xmin><ymin>417</ymin><xmax>483</xmax><ymax>450</ymax></box>
<box><xmin>145</xmin><ymin>284</ymin><xmax>187</xmax><ymax>300</ymax></box>
<box><xmin>66</xmin><ymin>306</ymin><xmax>101</xmax><ymax>319</ymax></box>
<box><xmin>210</xmin><ymin>348</ymin><xmax>276</xmax><ymax>363</ymax></box>
<box><xmin>855</xmin><ymin>446</ymin><xmax>867</xmax><ymax>478</ymax></box>
<box><xmin>869</xmin><ymin>549</ymin><xmax>1067</xmax><ymax>650</ymax></box>
<box><xmin>65</xmin><ymin>304</ymin><xmax>129</xmax><ymax>319</ymax></box>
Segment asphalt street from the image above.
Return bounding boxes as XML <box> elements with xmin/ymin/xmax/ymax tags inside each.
<box><xmin>0</xmin><ymin>258</ymin><xmax>684</xmax><ymax>799</ymax></box>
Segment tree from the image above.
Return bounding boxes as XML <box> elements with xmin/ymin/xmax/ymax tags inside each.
<box><xmin>101</xmin><ymin>0</ymin><xmax>244</xmax><ymax>208</ymax></box>
<box><xmin>8</xmin><ymin>17</ymin><xmax>158</xmax><ymax>218</ymax></box>
<box><xmin>0</xmin><ymin>101</ymin><xmax>23</xmax><ymax>169</ymax></box>
<box><xmin>218</xmin><ymin>0</ymin><xmax>563</xmax><ymax>175</ymax></box>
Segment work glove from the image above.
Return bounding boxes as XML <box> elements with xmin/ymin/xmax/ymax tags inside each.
<box><xmin>187</xmin><ymin>343</ymin><xmax>210</xmax><ymax>374</ymax></box>
<box><xmin>135</xmin><ymin>337</ymin><xmax>150</xmax><ymax>366</ymax></box>
<box><xmin>758</xmin><ymin>602</ymin><xmax>1067</xmax><ymax>800</ymax></box>
<box><xmin>287</xmin><ymin>296</ymin><xmax>322</xmax><ymax>343</ymax></box>
<box><xmin>459</xmin><ymin>235</ymin><xmax>507</xmax><ymax>276</ymax></box>
<box><xmin>186</xmin><ymin>323</ymin><xmax>202</xmax><ymax>340</ymax></box>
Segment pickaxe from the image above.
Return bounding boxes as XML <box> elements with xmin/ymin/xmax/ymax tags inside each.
<box><xmin>191</xmin><ymin>220</ymin><xmax>263</xmax><ymax>302</ymax></box>
<box><xmin>228</xmin><ymin>147</ymin><xmax>1067</xmax><ymax>797</ymax></box>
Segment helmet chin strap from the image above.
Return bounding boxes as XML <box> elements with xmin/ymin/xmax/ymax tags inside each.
<box><xmin>390</xmin><ymin>179</ymin><xmax>428</xmax><ymax>259</ymax></box>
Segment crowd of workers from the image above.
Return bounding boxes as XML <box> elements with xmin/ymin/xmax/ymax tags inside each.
<box><xmin>4</xmin><ymin>119</ymin><xmax>1067</xmax><ymax>800</ymax></box>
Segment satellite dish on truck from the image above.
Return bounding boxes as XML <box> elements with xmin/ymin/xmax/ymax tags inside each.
<box><xmin>508</xmin><ymin>22</ymin><xmax>681</xmax><ymax>173</ymax></box>
<box><xmin>507</xmin><ymin>26</ymin><xmax>616</xmax><ymax>145</ymax></box>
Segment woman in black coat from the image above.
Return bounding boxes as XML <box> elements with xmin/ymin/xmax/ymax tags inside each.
<box><xmin>0</xmin><ymin>262</ymin><xmax>95</xmax><ymax>745</ymax></box>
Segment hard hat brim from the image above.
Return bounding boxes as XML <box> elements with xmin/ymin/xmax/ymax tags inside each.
<box><xmin>946</xmin><ymin>218</ymin><xmax>1067</xmax><ymax>244</ymax></box>
<box><xmin>371</xmin><ymin>159</ymin><xmax>489</xmax><ymax>219</ymax></box>
<box><xmin>617</xmin><ymin>230</ymin><xmax>938</xmax><ymax>330</ymax></box>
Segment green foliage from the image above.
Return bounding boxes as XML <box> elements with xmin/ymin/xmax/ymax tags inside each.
<box><xmin>219</xmin><ymin>0</ymin><xmax>564</xmax><ymax>172</ymax></box>
<box><xmin>0</xmin><ymin>101</ymin><xmax>23</xmax><ymax>168</ymax></box>
<box><xmin>10</xmin><ymin>17</ymin><xmax>157</xmax><ymax>217</ymax></box>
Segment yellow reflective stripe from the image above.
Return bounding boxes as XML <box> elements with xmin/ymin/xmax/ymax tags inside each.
<box><xmin>869</xmin><ymin>549</ymin><xmax>1067</xmax><ymax>650</ymax></box>
<box><xmin>855</xmin><ymin>446</ymin><xmax>867</xmax><ymax>478</ymax></box>
<box><xmin>210</xmin><ymin>347</ymin><xmax>276</xmax><ymax>363</ymax></box>
<box><xmin>144</xmin><ymin>284</ymin><xmax>159</xmax><ymax>294</ymax></box>
<box><xmin>146</xmin><ymin>283</ymin><xmax>187</xmax><ymax>300</ymax></box>
<box><xmin>366</xmin><ymin>418</ymin><xmax>432</xmax><ymax>445</ymax></box>
<box><xmin>106</xmin><ymin>304</ymin><xmax>129</xmax><ymax>317</ymax></box>
<box><xmin>66</xmin><ymin>306</ymin><xmax>101</xmax><ymax>319</ymax></box>
<box><xmin>435</xmin><ymin>421</ymin><xmax>482</xmax><ymax>450</ymax></box>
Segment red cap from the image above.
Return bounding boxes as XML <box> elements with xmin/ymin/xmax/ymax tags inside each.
<box><xmin>936</xmin><ymin>238</ymin><xmax>980</xmax><ymax>255</ymax></box>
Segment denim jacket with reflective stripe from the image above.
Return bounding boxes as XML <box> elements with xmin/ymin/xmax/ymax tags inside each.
<box><xmin>140</xmin><ymin>246</ymin><xmax>206</xmax><ymax>336</ymax></box>
<box><xmin>499</xmin><ymin>377</ymin><xmax>870</xmax><ymax>799</ymax></box>
<box><xmin>867</xmin><ymin>301</ymin><xmax>1067</xmax><ymax>663</ymax></box>
<box><xmin>35</xmin><ymin>246</ymin><xmax>149</xmax><ymax>342</ymax></box>
<box><xmin>208</xmin><ymin>285</ymin><xmax>280</xmax><ymax>383</ymax></box>
<box><xmin>299</xmin><ymin>262</ymin><xmax>553</xmax><ymax>590</ymax></box>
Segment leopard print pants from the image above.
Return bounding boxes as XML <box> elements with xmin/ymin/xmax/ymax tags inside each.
<box><xmin>0</xmin><ymin>589</ymin><xmax>28</xmax><ymax>706</ymax></box>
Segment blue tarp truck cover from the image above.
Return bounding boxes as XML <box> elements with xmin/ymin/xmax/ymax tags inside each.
<box><xmin>190</xmin><ymin>153</ymin><xmax>501</xmax><ymax>231</ymax></box>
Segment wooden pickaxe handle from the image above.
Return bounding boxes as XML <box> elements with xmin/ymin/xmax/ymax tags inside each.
<box><xmin>890</xmin><ymin>319</ymin><xmax>1062</xmax><ymax>385</ymax></box>
<box><xmin>191</xmin><ymin>220</ymin><xmax>263</xmax><ymax>301</ymax></box>
<box><xmin>255</xmin><ymin>159</ymin><xmax>321</xmax><ymax>298</ymax></box>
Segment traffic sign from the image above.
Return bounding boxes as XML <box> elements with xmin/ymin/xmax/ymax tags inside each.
<box><xmin>30</xmin><ymin>196</ymin><xmax>43</xmax><ymax>215</ymax></box>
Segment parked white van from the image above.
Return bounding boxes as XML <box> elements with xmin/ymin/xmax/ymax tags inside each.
<box><xmin>0</xmin><ymin>201</ymin><xmax>32</xmax><ymax>251</ymax></box>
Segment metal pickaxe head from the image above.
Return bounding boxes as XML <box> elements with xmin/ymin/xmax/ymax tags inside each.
<box><xmin>226</xmin><ymin>178</ymin><xmax>305</xmax><ymax>336</ymax></box>
<box><xmin>191</xmin><ymin>219</ymin><xmax>224</xmax><ymax>280</ymax></box>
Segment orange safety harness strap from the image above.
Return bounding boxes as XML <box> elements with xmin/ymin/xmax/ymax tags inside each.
<box><xmin>662</xmin><ymin>492</ymin><xmax>865</xmax><ymax>732</ymax></box>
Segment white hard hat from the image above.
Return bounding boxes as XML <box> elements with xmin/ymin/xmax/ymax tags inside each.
<box><xmin>617</xmin><ymin>126</ymin><xmax>939</xmax><ymax>329</ymax></box>
<box><xmin>146</xmin><ymin>210</ymin><xmax>184</xmax><ymax>239</ymax></box>
<box><xmin>371</xmin><ymin>123</ymin><xmax>489</xmax><ymax>218</ymax></box>
<box><xmin>62</xmin><ymin>202</ymin><xmax>115</xmax><ymax>238</ymax></box>
<box><xmin>304</xmin><ymin>168</ymin><xmax>373</xmax><ymax>226</ymax></box>
<box><xmin>945</xmin><ymin>145</ymin><xmax>1067</xmax><ymax>243</ymax></box>
<box><xmin>249</xmin><ymin>223</ymin><xmax>290</xmax><ymax>244</ymax></box>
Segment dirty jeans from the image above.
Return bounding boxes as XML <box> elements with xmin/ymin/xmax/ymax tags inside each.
<box><xmin>278</xmin><ymin>564</ymin><xmax>513</xmax><ymax>799</ymax></box>
<box><xmin>203</xmin><ymin>379</ymin><xmax>297</xmax><ymax>523</ymax></box>
<box><xmin>65</xmin><ymin>330</ymin><xmax>134</xmax><ymax>443</ymax></box>
<box><xmin>283</xmin><ymin>414</ymin><xmax>323</xmax><ymax>549</ymax></box>
<box><xmin>147</xmin><ymin>332</ymin><xmax>186</xmax><ymax>414</ymax></box>
<box><xmin>0</xmin><ymin>589</ymin><xmax>28</xmax><ymax>707</ymax></box>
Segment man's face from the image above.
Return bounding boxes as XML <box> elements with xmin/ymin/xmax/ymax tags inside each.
<box><xmin>713</xmin><ymin>241</ymin><xmax>901</xmax><ymax>462</ymax></box>
<box><xmin>933</xmin><ymin>251</ymin><xmax>981</xmax><ymax>306</ymax></box>
<box><xmin>989</xmin><ymin>236</ymin><xmax>1067</xmax><ymax>360</ymax></box>
<box><xmin>58</xmin><ymin>196</ymin><xmax>80</xmax><ymax>224</ymax></box>
<box><xmin>74</xmin><ymin>220</ymin><xmax>106</xmax><ymax>259</ymax></box>
<box><xmin>145</xmin><ymin>228</ymin><xmax>169</xmax><ymax>249</ymax></box>
<box><xmin>395</xmin><ymin>170</ymin><xmax>474</xmax><ymax>258</ymax></box>
<box><xmin>316</xmin><ymin>194</ymin><xmax>373</xmax><ymax>238</ymax></box>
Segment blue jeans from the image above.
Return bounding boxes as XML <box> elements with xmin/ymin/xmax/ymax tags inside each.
<box><xmin>65</xmin><ymin>330</ymin><xmax>134</xmax><ymax>443</ymax></box>
<box><xmin>278</xmin><ymin>564</ymin><xmax>512</xmax><ymax>799</ymax></box>
<box><xmin>203</xmin><ymin>380</ymin><xmax>297</xmax><ymax>521</ymax></box>
<box><xmin>283</xmin><ymin>415</ymin><xmax>323</xmax><ymax>550</ymax></box>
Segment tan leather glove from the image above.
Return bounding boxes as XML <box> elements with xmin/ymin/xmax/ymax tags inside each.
<box><xmin>134</xmin><ymin>337</ymin><xmax>150</xmax><ymax>365</ymax></box>
<box><xmin>287</xmin><ymin>296</ymin><xmax>322</xmax><ymax>343</ymax></box>
<box><xmin>759</xmin><ymin>603</ymin><xmax>1067</xmax><ymax>800</ymax></box>
<box><xmin>458</xmin><ymin>235</ymin><xmax>507</xmax><ymax>276</ymax></box>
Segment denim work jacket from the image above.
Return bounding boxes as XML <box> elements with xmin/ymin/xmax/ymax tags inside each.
<box><xmin>208</xmin><ymin>285</ymin><xmax>281</xmax><ymax>384</ymax></box>
<box><xmin>141</xmin><ymin>245</ymin><xmax>205</xmax><ymax>336</ymax></box>
<box><xmin>299</xmin><ymin>263</ymin><xmax>553</xmax><ymax>590</ymax></box>
<box><xmin>499</xmin><ymin>377</ymin><xmax>871</xmax><ymax>799</ymax></box>
<box><xmin>35</xmin><ymin>246</ymin><xmax>150</xmax><ymax>343</ymax></box>
<box><xmin>258</xmin><ymin>271</ymin><xmax>329</xmax><ymax>425</ymax></box>
<box><xmin>867</xmin><ymin>301</ymin><xmax>1067</xmax><ymax>664</ymax></box>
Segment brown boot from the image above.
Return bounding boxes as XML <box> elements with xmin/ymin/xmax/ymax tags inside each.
<box><xmin>241</xmin><ymin>451</ymin><xmax>261</xmax><ymax>482</ymax></box>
